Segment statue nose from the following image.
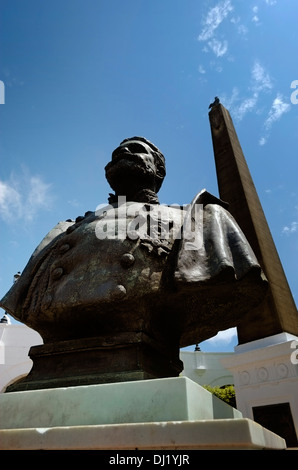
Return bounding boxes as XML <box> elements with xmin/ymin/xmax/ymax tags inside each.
<box><xmin>112</xmin><ymin>146</ymin><xmax>131</xmax><ymax>161</ymax></box>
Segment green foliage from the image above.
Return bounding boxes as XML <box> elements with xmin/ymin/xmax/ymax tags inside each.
<box><xmin>203</xmin><ymin>384</ymin><xmax>236</xmax><ymax>408</ymax></box>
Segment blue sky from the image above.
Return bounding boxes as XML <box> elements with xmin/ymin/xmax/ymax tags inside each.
<box><xmin>0</xmin><ymin>0</ymin><xmax>297</xmax><ymax>352</ymax></box>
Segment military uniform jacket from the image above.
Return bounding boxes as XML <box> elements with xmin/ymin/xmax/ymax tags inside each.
<box><xmin>0</xmin><ymin>190</ymin><xmax>267</xmax><ymax>346</ymax></box>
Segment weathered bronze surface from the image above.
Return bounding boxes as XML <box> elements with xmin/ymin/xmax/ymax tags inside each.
<box><xmin>7</xmin><ymin>333</ymin><xmax>184</xmax><ymax>392</ymax></box>
<box><xmin>209</xmin><ymin>104</ymin><xmax>298</xmax><ymax>343</ymax></box>
<box><xmin>1</xmin><ymin>136</ymin><xmax>267</xmax><ymax>391</ymax></box>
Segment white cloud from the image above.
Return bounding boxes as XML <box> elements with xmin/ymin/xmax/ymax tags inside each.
<box><xmin>198</xmin><ymin>0</ymin><xmax>233</xmax><ymax>42</ymax></box>
<box><xmin>222</xmin><ymin>61</ymin><xmax>275</xmax><ymax>126</ymax></box>
<box><xmin>207</xmin><ymin>38</ymin><xmax>228</xmax><ymax>57</ymax></box>
<box><xmin>67</xmin><ymin>198</ymin><xmax>82</xmax><ymax>208</ymax></box>
<box><xmin>205</xmin><ymin>327</ymin><xmax>237</xmax><ymax>345</ymax></box>
<box><xmin>230</xmin><ymin>15</ymin><xmax>240</xmax><ymax>24</ymax></box>
<box><xmin>221</xmin><ymin>86</ymin><xmax>239</xmax><ymax>109</ymax></box>
<box><xmin>0</xmin><ymin>171</ymin><xmax>53</xmax><ymax>223</ymax></box>
<box><xmin>198</xmin><ymin>0</ymin><xmax>233</xmax><ymax>57</ymax></box>
<box><xmin>221</xmin><ymin>87</ymin><xmax>259</xmax><ymax>122</ymax></box>
<box><xmin>220</xmin><ymin>60</ymin><xmax>288</xmax><ymax>146</ymax></box>
<box><xmin>264</xmin><ymin>94</ymin><xmax>290</xmax><ymax>130</ymax></box>
<box><xmin>234</xmin><ymin>93</ymin><xmax>259</xmax><ymax>121</ymax></box>
<box><xmin>252</xmin><ymin>5</ymin><xmax>260</xmax><ymax>23</ymax></box>
<box><xmin>198</xmin><ymin>64</ymin><xmax>206</xmax><ymax>74</ymax></box>
<box><xmin>237</xmin><ymin>24</ymin><xmax>248</xmax><ymax>35</ymax></box>
<box><xmin>259</xmin><ymin>95</ymin><xmax>290</xmax><ymax>146</ymax></box>
<box><xmin>252</xmin><ymin>2</ymin><xmax>276</xmax><ymax>24</ymax></box>
<box><xmin>0</xmin><ymin>181</ymin><xmax>22</xmax><ymax>220</ymax></box>
<box><xmin>252</xmin><ymin>61</ymin><xmax>273</xmax><ymax>92</ymax></box>
<box><xmin>282</xmin><ymin>221</ymin><xmax>298</xmax><ymax>235</ymax></box>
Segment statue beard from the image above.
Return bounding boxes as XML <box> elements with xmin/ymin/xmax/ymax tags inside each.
<box><xmin>105</xmin><ymin>158</ymin><xmax>159</xmax><ymax>204</ymax></box>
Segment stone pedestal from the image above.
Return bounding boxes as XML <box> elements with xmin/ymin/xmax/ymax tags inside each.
<box><xmin>0</xmin><ymin>377</ymin><xmax>286</xmax><ymax>449</ymax></box>
<box><xmin>5</xmin><ymin>333</ymin><xmax>183</xmax><ymax>392</ymax></box>
<box><xmin>221</xmin><ymin>333</ymin><xmax>298</xmax><ymax>447</ymax></box>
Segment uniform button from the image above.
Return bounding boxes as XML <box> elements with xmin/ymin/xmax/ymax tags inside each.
<box><xmin>127</xmin><ymin>229</ymin><xmax>139</xmax><ymax>240</ymax></box>
<box><xmin>59</xmin><ymin>243</ymin><xmax>70</xmax><ymax>253</ymax></box>
<box><xmin>51</xmin><ymin>267</ymin><xmax>64</xmax><ymax>280</ymax></box>
<box><xmin>120</xmin><ymin>253</ymin><xmax>135</xmax><ymax>268</ymax></box>
<box><xmin>43</xmin><ymin>293</ymin><xmax>53</xmax><ymax>309</ymax></box>
<box><xmin>113</xmin><ymin>285</ymin><xmax>127</xmax><ymax>299</ymax></box>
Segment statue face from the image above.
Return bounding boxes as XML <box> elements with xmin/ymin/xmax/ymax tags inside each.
<box><xmin>111</xmin><ymin>140</ymin><xmax>156</xmax><ymax>170</ymax></box>
<box><xmin>105</xmin><ymin>139</ymin><xmax>159</xmax><ymax>197</ymax></box>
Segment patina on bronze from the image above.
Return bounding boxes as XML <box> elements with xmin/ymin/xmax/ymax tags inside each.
<box><xmin>0</xmin><ymin>137</ymin><xmax>268</xmax><ymax>391</ymax></box>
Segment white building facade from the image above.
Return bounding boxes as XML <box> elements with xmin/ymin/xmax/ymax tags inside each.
<box><xmin>180</xmin><ymin>349</ymin><xmax>234</xmax><ymax>388</ymax></box>
<box><xmin>0</xmin><ymin>316</ymin><xmax>42</xmax><ymax>393</ymax></box>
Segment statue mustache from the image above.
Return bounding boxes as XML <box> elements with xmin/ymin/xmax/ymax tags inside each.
<box><xmin>105</xmin><ymin>153</ymin><xmax>154</xmax><ymax>172</ymax></box>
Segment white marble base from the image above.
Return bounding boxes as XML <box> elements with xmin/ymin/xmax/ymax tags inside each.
<box><xmin>0</xmin><ymin>377</ymin><xmax>286</xmax><ymax>450</ymax></box>
<box><xmin>0</xmin><ymin>419</ymin><xmax>286</xmax><ymax>450</ymax></box>
<box><xmin>0</xmin><ymin>377</ymin><xmax>241</xmax><ymax>430</ymax></box>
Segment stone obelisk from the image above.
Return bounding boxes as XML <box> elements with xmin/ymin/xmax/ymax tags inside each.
<box><xmin>208</xmin><ymin>102</ymin><xmax>298</xmax><ymax>344</ymax></box>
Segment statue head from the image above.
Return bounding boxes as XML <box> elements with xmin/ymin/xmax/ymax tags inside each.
<box><xmin>105</xmin><ymin>137</ymin><xmax>166</xmax><ymax>202</ymax></box>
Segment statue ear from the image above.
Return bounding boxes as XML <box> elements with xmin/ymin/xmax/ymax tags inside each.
<box><xmin>156</xmin><ymin>165</ymin><xmax>166</xmax><ymax>179</ymax></box>
<box><xmin>155</xmin><ymin>155</ymin><xmax>166</xmax><ymax>179</ymax></box>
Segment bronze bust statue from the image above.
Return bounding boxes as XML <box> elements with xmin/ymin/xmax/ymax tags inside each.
<box><xmin>1</xmin><ymin>137</ymin><xmax>267</xmax><ymax>391</ymax></box>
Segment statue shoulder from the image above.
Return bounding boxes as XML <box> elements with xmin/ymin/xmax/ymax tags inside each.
<box><xmin>191</xmin><ymin>189</ymin><xmax>229</xmax><ymax>210</ymax></box>
<box><xmin>31</xmin><ymin>220</ymin><xmax>75</xmax><ymax>259</ymax></box>
<box><xmin>0</xmin><ymin>219</ymin><xmax>75</xmax><ymax>317</ymax></box>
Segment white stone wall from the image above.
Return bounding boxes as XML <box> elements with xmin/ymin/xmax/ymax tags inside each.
<box><xmin>0</xmin><ymin>322</ymin><xmax>42</xmax><ymax>392</ymax></box>
<box><xmin>180</xmin><ymin>350</ymin><xmax>234</xmax><ymax>387</ymax></box>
